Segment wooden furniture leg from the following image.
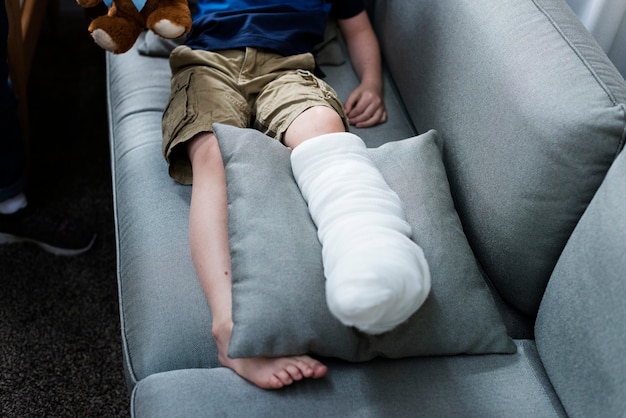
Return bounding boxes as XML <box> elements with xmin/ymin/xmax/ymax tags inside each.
<box><xmin>5</xmin><ymin>0</ymin><xmax>51</xmax><ymax>148</ymax></box>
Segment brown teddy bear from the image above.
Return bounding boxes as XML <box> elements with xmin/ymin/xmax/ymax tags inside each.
<box><xmin>76</xmin><ymin>0</ymin><xmax>192</xmax><ymax>54</ymax></box>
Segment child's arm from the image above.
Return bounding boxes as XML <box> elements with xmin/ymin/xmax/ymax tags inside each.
<box><xmin>338</xmin><ymin>10</ymin><xmax>387</xmax><ymax>128</ymax></box>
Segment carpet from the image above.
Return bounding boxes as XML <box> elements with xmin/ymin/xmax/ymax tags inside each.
<box><xmin>0</xmin><ymin>2</ymin><xmax>129</xmax><ymax>416</ymax></box>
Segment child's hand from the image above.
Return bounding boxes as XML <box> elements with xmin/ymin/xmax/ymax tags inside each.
<box><xmin>344</xmin><ymin>84</ymin><xmax>387</xmax><ymax>128</ymax></box>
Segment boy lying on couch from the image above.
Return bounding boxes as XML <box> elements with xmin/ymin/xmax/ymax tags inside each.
<box><xmin>161</xmin><ymin>0</ymin><xmax>432</xmax><ymax>390</ymax></box>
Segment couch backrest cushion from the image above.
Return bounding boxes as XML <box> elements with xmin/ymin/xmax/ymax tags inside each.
<box><xmin>370</xmin><ymin>0</ymin><xmax>626</xmax><ymax>315</ymax></box>
<box><xmin>535</xmin><ymin>148</ymin><xmax>626</xmax><ymax>418</ymax></box>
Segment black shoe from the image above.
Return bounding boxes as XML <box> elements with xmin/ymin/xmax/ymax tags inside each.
<box><xmin>0</xmin><ymin>206</ymin><xmax>96</xmax><ymax>256</ymax></box>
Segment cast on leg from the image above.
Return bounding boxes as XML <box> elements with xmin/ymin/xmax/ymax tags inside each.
<box><xmin>291</xmin><ymin>132</ymin><xmax>431</xmax><ymax>334</ymax></box>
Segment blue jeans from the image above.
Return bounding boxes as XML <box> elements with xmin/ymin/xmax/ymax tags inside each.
<box><xmin>0</xmin><ymin>1</ymin><xmax>26</xmax><ymax>203</ymax></box>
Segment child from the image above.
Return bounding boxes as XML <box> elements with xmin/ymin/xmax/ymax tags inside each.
<box><xmin>162</xmin><ymin>0</ymin><xmax>430</xmax><ymax>390</ymax></box>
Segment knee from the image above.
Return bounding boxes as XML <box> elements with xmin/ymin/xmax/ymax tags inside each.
<box><xmin>303</xmin><ymin>106</ymin><xmax>346</xmax><ymax>133</ymax></box>
<box><xmin>303</xmin><ymin>106</ymin><xmax>345</xmax><ymax>124</ymax></box>
<box><xmin>285</xmin><ymin>106</ymin><xmax>346</xmax><ymax>148</ymax></box>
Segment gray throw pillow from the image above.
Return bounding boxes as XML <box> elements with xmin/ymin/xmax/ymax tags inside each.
<box><xmin>214</xmin><ymin>123</ymin><xmax>516</xmax><ymax>361</ymax></box>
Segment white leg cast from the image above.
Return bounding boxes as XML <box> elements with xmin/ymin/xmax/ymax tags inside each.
<box><xmin>291</xmin><ymin>132</ymin><xmax>431</xmax><ymax>334</ymax></box>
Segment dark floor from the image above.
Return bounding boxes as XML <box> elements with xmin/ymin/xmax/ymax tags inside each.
<box><xmin>0</xmin><ymin>1</ymin><xmax>129</xmax><ymax>416</ymax></box>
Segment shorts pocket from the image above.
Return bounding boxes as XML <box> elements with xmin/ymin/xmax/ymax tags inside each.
<box><xmin>162</xmin><ymin>69</ymin><xmax>197</xmax><ymax>153</ymax></box>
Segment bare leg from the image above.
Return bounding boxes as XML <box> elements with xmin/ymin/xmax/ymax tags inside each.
<box><xmin>187</xmin><ymin>131</ymin><xmax>327</xmax><ymax>390</ymax></box>
<box><xmin>284</xmin><ymin>106</ymin><xmax>347</xmax><ymax>148</ymax></box>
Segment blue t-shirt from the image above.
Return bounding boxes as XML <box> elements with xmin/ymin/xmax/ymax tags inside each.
<box><xmin>186</xmin><ymin>0</ymin><xmax>365</xmax><ymax>57</ymax></box>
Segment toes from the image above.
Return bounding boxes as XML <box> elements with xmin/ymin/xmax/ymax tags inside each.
<box><xmin>300</xmin><ymin>365</ymin><xmax>314</xmax><ymax>378</ymax></box>
<box><xmin>267</xmin><ymin>374</ymin><xmax>286</xmax><ymax>389</ymax></box>
<box><xmin>228</xmin><ymin>355</ymin><xmax>327</xmax><ymax>389</ymax></box>
<box><xmin>298</xmin><ymin>357</ymin><xmax>327</xmax><ymax>379</ymax></box>
<box><xmin>286</xmin><ymin>364</ymin><xmax>305</xmax><ymax>381</ymax></box>
<box><xmin>309</xmin><ymin>362</ymin><xmax>329</xmax><ymax>379</ymax></box>
<box><xmin>274</xmin><ymin>369</ymin><xmax>294</xmax><ymax>386</ymax></box>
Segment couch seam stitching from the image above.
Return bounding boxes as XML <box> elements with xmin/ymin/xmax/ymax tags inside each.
<box><xmin>531</xmin><ymin>0</ymin><xmax>619</xmax><ymax>107</ymax></box>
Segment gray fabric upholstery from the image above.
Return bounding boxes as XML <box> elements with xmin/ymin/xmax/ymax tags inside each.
<box><xmin>107</xmin><ymin>49</ymin><xmax>218</xmax><ymax>388</ymax></box>
<box><xmin>371</xmin><ymin>0</ymin><xmax>626</xmax><ymax>316</ymax></box>
<box><xmin>536</xmin><ymin>148</ymin><xmax>626</xmax><ymax>418</ymax></box>
<box><xmin>216</xmin><ymin>124</ymin><xmax>514</xmax><ymax>360</ymax></box>
<box><xmin>131</xmin><ymin>341</ymin><xmax>565</xmax><ymax>418</ymax></box>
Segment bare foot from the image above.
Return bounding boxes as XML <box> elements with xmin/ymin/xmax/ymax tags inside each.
<box><xmin>222</xmin><ymin>353</ymin><xmax>328</xmax><ymax>389</ymax></box>
<box><xmin>214</xmin><ymin>322</ymin><xmax>328</xmax><ymax>389</ymax></box>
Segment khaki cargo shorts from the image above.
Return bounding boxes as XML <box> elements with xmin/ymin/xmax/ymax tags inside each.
<box><xmin>162</xmin><ymin>45</ymin><xmax>349</xmax><ymax>184</ymax></box>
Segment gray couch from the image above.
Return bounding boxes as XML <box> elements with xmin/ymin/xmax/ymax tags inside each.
<box><xmin>106</xmin><ymin>0</ymin><xmax>626</xmax><ymax>416</ymax></box>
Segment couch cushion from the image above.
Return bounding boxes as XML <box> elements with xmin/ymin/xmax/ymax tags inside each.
<box><xmin>107</xmin><ymin>49</ymin><xmax>220</xmax><ymax>389</ymax></box>
<box><xmin>371</xmin><ymin>0</ymin><xmax>626</xmax><ymax>316</ymax></box>
<box><xmin>536</xmin><ymin>149</ymin><xmax>626</xmax><ymax>418</ymax></box>
<box><xmin>132</xmin><ymin>340</ymin><xmax>565</xmax><ymax>418</ymax></box>
<box><xmin>214</xmin><ymin>123</ymin><xmax>515</xmax><ymax>361</ymax></box>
